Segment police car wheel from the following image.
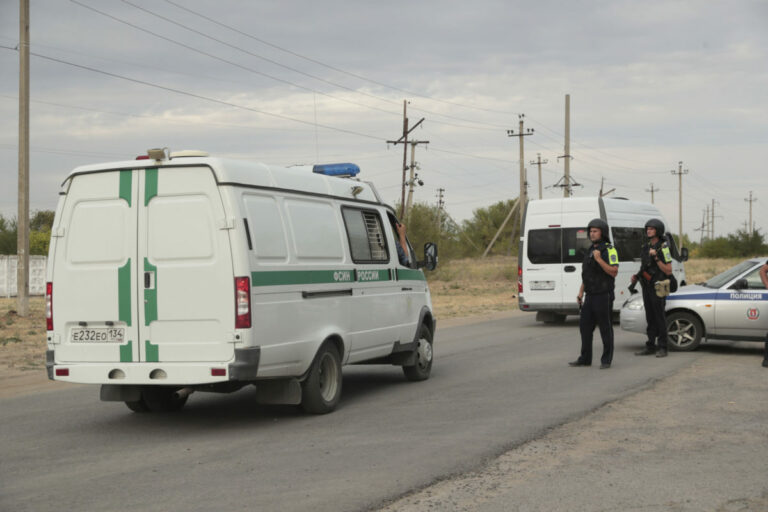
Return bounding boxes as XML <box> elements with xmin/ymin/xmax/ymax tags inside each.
<box><xmin>301</xmin><ymin>342</ymin><xmax>342</xmax><ymax>414</ymax></box>
<box><xmin>403</xmin><ymin>324</ymin><xmax>433</xmax><ymax>382</ymax></box>
<box><xmin>666</xmin><ymin>312</ymin><xmax>702</xmax><ymax>351</ymax></box>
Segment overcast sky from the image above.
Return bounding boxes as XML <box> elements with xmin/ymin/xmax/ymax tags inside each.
<box><xmin>1</xmin><ymin>0</ymin><xmax>767</xmax><ymax>240</ymax></box>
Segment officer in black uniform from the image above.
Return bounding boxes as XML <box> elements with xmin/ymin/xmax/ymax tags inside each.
<box><xmin>569</xmin><ymin>218</ymin><xmax>619</xmax><ymax>369</ymax></box>
<box><xmin>633</xmin><ymin>218</ymin><xmax>673</xmax><ymax>358</ymax></box>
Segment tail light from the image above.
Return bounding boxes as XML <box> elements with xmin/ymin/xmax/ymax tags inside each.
<box><xmin>517</xmin><ymin>266</ymin><xmax>523</xmax><ymax>294</ymax></box>
<box><xmin>46</xmin><ymin>282</ymin><xmax>53</xmax><ymax>331</ymax></box>
<box><xmin>235</xmin><ymin>276</ymin><xmax>251</xmax><ymax>329</ymax></box>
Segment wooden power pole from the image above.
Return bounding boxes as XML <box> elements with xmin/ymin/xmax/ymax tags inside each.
<box><xmin>507</xmin><ymin>114</ymin><xmax>533</xmax><ymax>232</ymax></box>
<box><xmin>670</xmin><ymin>161</ymin><xmax>688</xmax><ymax>249</ymax></box>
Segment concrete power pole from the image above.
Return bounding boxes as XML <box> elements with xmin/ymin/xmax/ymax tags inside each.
<box><xmin>646</xmin><ymin>183</ymin><xmax>659</xmax><ymax>204</ymax></box>
<box><xmin>17</xmin><ymin>0</ymin><xmax>30</xmax><ymax>316</ymax></box>
<box><xmin>435</xmin><ymin>188</ymin><xmax>445</xmax><ymax>232</ymax></box>
<box><xmin>530</xmin><ymin>153</ymin><xmax>548</xmax><ymax>200</ymax></box>
<box><xmin>387</xmin><ymin>100</ymin><xmax>425</xmax><ymax>219</ymax></box>
<box><xmin>563</xmin><ymin>94</ymin><xmax>571</xmax><ymax>197</ymax></box>
<box><xmin>507</xmin><ymin>114</ymin><xmax>533</xmax><ymax>232</ymax></box>
<box><xmin>745</xmin><ymin>191</ymin><xmax>756</xmax><ymax>235</ymax></box>
<box><xmin>710</xmin><ymin>199</ymin><xmax>718</xmax><ymax>239</ymax></box>
<box><xmin>404</xmin><ymin>140</ymin><xmax>429</xmax><ymax>222</ymax></box>
<box><xmin>670</xmin><ymin>161</ymin><xmax>689</xmax><ymax>249</ymax></box>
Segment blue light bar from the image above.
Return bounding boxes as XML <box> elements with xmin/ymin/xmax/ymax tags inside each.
<box><xmin>312</xmin><ymin>163</ymin><xmax>360</xmax><ymax>177</ymax></box>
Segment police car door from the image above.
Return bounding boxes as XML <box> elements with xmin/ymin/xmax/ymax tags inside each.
<box><xmin>713</xmin><ymin>266</ymin><xmax>768</xmax><ymax>338</ymax></box>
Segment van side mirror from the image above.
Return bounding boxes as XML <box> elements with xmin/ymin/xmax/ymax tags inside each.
<box><xmin>419</xmin><ymin>242</ymin><xmax>438</xmax><ymax>271</ymax></box>
<box><xmin>680</xmin><ymin>247</ymin><xmax>689</xmax><ymax>262</ymax></box>
<box><xmin>731</xmin><ymin>278</ymin><xmax>749</xmax><ymax>290</ymax></box>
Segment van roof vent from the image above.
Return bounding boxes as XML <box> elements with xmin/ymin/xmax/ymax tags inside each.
<box><xmin>170</xmin><ymin>150</ymin><xmax>209</xmax><ymax>159</ymax></box>
<box><xmin>312</xmin><ymin>163</ymin><xmax>360</xmax><ymax>177</ymax></box>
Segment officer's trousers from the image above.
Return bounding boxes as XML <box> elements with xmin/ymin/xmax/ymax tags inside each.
<box><xmin>578</xmin><ymin>292</ymin><xmax>614</xmax><ymax>365</ymax></box>
<box><xmin>642</xmin><ymin>281</ymin><xmax>667</xmax><ymax>350</ymax></box>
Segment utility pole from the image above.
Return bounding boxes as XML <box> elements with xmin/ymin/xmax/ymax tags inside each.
<box><xmin>670</xmin><ymin>161</ymin><xmax>689</xmax><ymax>249</ymax></box>
<box><xmin>404</xmin><ymin>139</ymin><xmax>429</xmax><ymax>222</ymax></box>
<box><xmin>530</xmin><ymin>153</ymin><xmax>548</xmax><ymax>200</ymax></box>
<box><xmin>704</xmin><ymin>204</ymin><xmax>710</xmax><ymax>241</ymax></box>
<box><xmin>435</xmin><ymin>188</ymin><xmax>445</xmax><ymax>232</ymax></box>
<box><xmin>558</xmin><ymin>94</ymin><xmax>573</xmax><ymax>198</ymax></box>
<box><xmin>710</xmin><ymin>199</ymin><xmax>718</xmax><ymax>239</ymax></box>
<box><xmin>646</xmin><ymin>183</ymin><xmax>659</xmax><ymax>204</ymax></box>
<box><xmin>17</xmin><ymin>0</ymin><xmax>30</xmax><ymax>316</ymax></box>
<box><xmin>387</xmin><ymin>100</ymin><xmax>425</xmax><ymax>219</ymax></box>
<box><xmin>745</xmin><ymin>191</ymin><xmax>756</xmax><ymax>235</ymax></box>
<box><xmin>507</xmin><ymin>114</ymin><xmax>533</xmax><ymax>232</ymax></box>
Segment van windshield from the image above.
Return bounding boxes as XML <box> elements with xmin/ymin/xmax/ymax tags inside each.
<box><xmin>528</xmin><ymin>228</ymin><xmax>591</xmax><ymax>264</ymax></box>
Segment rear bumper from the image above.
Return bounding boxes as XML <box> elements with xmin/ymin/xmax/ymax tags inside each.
<box><xmin>46</xmin><ymin>347</ymin><xmax>261</xmax><ymax>385</ymax></box>
<box><xmin>518</xmin><ymin>297</ymin><xmax>579</xmax><ymax>315</ymax></box>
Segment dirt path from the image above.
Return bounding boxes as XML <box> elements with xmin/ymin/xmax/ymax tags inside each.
<box><xmin>375</xmin><ymin>349</ymin><xmax>768</xmax><ymax>512</ymax></box>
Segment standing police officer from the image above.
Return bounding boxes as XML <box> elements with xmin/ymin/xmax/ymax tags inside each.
<box><xmin>633</xmin><ymin>218</ymin><xmax>673</xmax><ymax>358</ymax></box>
<box><xmin>569</xmin><ymin>219</ymin><xmax>619</xmax><ymax>369</ymax></box>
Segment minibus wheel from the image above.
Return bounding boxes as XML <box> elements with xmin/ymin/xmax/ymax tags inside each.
<box><xmin>301</xmin><ymin>342</ymin><xmax>342</xmax><ymax>414</ymax></box>
<box><xmin>125</xmin><ymin>387</ymin><xmax>188</xmax><ymax>413</ymax></box>
<box><xmin>403</xmin><ymin>324</ymin><xmax>433</xmax><ymax>382</ymax></box>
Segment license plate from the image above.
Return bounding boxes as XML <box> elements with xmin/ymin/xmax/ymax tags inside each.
<box><xmin>70</xmin><ymin>328</ymin><xmax>125</xmax><ymax>343</ymax></box>
<box><xmin>529</xmin><ymin>280</ymin><xmax>556</xmax><ymax>291</ymax></box>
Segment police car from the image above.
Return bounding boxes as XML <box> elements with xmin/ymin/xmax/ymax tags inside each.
<box><xmin>620</xmin><ymin>258</ymin><xmax>768</xmax><ymax>351</ymax></box>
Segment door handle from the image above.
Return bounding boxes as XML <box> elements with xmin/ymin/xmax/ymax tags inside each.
<box><xmin>401</xmin><ymin>287</ymin><xmax>412</xmax><ymax>291</ymax></box>
<box><xmin>144</xmin><ymin>271</ymin><xmax>155</xmax><ymax>289</ymax></box>
<box><xmin>564</xmin><ymin>265</ymin><xmax>577</xmax><ymax>273</ymax></box>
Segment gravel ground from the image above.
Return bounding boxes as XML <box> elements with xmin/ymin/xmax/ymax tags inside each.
<box><xmin>374</xmin><ymin>345</ymin><xmax>768</xmax><ymax>512</ymax></box>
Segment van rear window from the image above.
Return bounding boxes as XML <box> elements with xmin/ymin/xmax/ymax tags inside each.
<box><xmin>528</xmin><ymin>228</ymin><xmax>591</xmax><ymax>264</ymax></box>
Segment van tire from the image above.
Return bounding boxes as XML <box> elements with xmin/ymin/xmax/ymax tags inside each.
<box><xmin>130</xmin><ymin>387</ymin><xmax>188</xmax><ymax>413</ymax></box>
<box><xmin>666</xmin><ymin>311</ymin><xmax>703</xmax><ymax>351</ymax></box>
<box><xmin>125</xmin><ymin>398</ymin><xmax>150</xmax><ymax>413</ymax></box>
<box><xmin>301</xmin><ymin>343</ymin><xmax>342</xmax><ymax>414</ymax></box>
<box><xmin>403</xmin><ymin>324</ymin><xmax>433</xmax><ymax>382</ymax></box>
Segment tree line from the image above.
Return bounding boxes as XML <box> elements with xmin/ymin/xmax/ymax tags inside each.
<box><xmin>1</xmin><ymin>203</ymin><xmax>764</xmax><ymax>260</ymax></box>
<box><xmin>0</xmin><ymin>210</ymin><xmax>55</xmax><ymax>255</ymax></box>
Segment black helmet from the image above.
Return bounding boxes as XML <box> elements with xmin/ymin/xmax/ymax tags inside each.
<box><xmin>587</xmin><ymin>218</ymin><xmax>610</xmax><ymax>242</ymax></box>
<box><xmin>645</xmin><ymin>218</ymin><xmax>665</xmax><ymax>237</ymax></box>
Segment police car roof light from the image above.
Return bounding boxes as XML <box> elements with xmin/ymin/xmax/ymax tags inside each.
<box><xmin>312</xmin><ymin>163</ymin><xmax>360</xmax><ymax>177</ymax></box>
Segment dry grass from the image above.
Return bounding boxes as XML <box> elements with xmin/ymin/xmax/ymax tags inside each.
<box><xmin>0</xmin><ymin>297</ymin><xmax>47</xmax><ymax>374</ymax></box>
<box><xmin>0</xmin><ymin>257</ymin><xmax>740</xmax><ymax>374</ymax></box>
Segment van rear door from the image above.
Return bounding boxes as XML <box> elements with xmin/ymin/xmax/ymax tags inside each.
<box><xmin>136</xmin><ymin>166</ymin><xmax>235</xmax><ymax>363</ymax></box>
<box><xmin>53</xmin><ymin>170</ymin><xmax>140</xmax><ymax>363</ymax></box>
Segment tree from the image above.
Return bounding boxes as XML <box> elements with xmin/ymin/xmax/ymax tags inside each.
<box><xmin>0</xmin><ymin>215</ymin><xmax>17</xmax><ymax>255</ymax></box>
<box><xmin>460</xmin><ymin>199</ymin><xmax>519</xmax><ymax>257</ymax></box>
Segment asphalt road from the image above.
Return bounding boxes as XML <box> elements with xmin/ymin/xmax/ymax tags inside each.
<box><xmin>0</xmin><ymin>313</ymin><xmax>698</xmax><ymax>512</ymax></box>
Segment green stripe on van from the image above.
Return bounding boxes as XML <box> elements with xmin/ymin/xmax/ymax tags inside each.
<box><xmin>144</xmin><ymin>258</ymin><xmax>157</xmax><ymax>325</ymax></box>
<box><xmin>144</xmin><ymin>168</ymin><xmax>158</xmax><ymax>206</ymax></box>
<box><xmin>120</xmin><ymin>340</ymin><xmax>133</xmax><ymax>362</ymax></box>
<box><xmin>396</xmin><ymin>269</ymin><xmax>426</xmax><ymax>281</ymax></box>
<box><xmin>118</xmin><ymin>259</ymin><xmax>131</xmax><ymax>327</ymax></box>
<box><xmin>252</xmin><ymin>270</ymin><xmax>354</xmax><ymax>286</ymax></box>
<box><xmin>119</xmin><ymin>170</ymin><xmax>132</xmax><ymax>206</ymax></box>
<box><xmin>145</xmin><ymin>340</ymin><xmax>159</xmax><ymax>363</ymax></box>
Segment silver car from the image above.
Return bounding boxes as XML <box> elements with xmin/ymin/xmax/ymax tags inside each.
<box><xmin>620</xmin><ymin>257</ymin><xmax>768</xmax><ymax>350</ymax></box>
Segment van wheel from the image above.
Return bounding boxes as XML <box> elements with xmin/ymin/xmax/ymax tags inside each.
<box><xmin>666</xmin><ymin>312</ymin><xmax>702</xmax><ymax>351</ymax></box>
<box><xmin>403</xmin><ymin>324</ymin><xmax>433</xmax><ymax>382</ymax></box>
<box><xmin>301</xmin><ymin>343</ymin><xmax>342</xmax><ymax>414</ymax></box>
<box><xmin>125</xmin><ymin>398</ymin><xmax>150</xmax><ymax>413</ymax></box>
<box><xmin>141</xmin><ymin>387</ymin><xmax>188</xmax><ymax>413</ymax></box>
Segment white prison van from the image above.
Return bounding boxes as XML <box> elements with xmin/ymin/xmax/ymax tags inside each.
<box><xmin>45</xmin><ymin>150</ymin><xmax>437</xmax><ymax>414</ymax></box>
<box><xmin>518</xmin><ymin>197</ymin><xmax>687</xmax><ymax>323</ymax></box>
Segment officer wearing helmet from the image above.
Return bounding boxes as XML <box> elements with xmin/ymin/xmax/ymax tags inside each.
<box><xmin>569</xmin><ymin>218</ymin><xmax>619</xmax><ymax>369</ymax></box>
<box><xmin>633</xmin><ymin>218</ymin><xmax>673</xmax><ymax>357</ymax></box>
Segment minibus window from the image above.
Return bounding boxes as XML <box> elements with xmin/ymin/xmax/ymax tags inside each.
<box><xmin>562</xmin><ymin>228</ymin><xmax>591</xmax><ymax>263</ymax></box>
<box><xmin>342</xmin><ymin>208</ymin><xmax>388</xmax><ymax>263</ymax></box>
<box><xmin>527</xmin><ymin>229</ymin><xmax>561</xmax><ymax>264</ymax></box>
<box><xmin>611</xmin><ymin>227</ymin><xmax>644</xmax><ymax>261</ymax></box>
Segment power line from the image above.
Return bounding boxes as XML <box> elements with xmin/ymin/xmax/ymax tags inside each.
<box><xmin>0</xmin><ymin>44</ymin><xmax>386</xmax><ymax>141</ymax></box>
